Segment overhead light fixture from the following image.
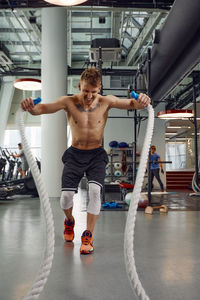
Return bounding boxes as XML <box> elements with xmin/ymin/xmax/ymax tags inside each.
<box><xmin>157</xmin><ymin>109</ymin><xmax>193</xmax><ymax>119</ymax></box>
<box><xmin>165</xmin><ymin>132</ymin><xmax>177</xmax><ymax>135</ymax></box>
<box><xmin>14</xmin><ymin>78</ymin><xmax>42</xmax><ymax>91</ymax></box>
<box><xmin>167</xmin><ymin>141</ymin><xmax>187</xmax><ymax>144</ymax></box>
<box><xmin>43</xmin><ymin>0</ymin><xmax>87</xmax><ymax>6</ymax></box>
<box><xmin>167</xmin><ymin>126</ymin><xmax>191</xmax><ymax>129</ymax></box>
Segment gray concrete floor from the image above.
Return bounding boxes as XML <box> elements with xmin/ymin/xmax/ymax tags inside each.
<box><xmin>1</xmin><ymin>192</ymin><xmax>200</xmax><ymax>300</ymax></box>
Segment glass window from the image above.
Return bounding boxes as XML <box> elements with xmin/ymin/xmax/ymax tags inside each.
<box><xmin>166</xmin><ymin>142</ymin><xmax>186</xmax><ymax>170</ymax></box>
<box><xmin>3</xmin><ymin>127</ymin><xmax>41</xmax><ymax>159</ymax></box>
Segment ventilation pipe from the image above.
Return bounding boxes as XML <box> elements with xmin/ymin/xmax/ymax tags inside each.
<box><xmin>150</xmin><ymin>0</ymin><xmax>200</xmax><ymax>102</ymax></box>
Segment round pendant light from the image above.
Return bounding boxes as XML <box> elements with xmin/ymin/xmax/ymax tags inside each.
<box><xmin>157</xmin><ymin>109</ymin><xmax>193</xmax><ymax>119</ymax></box>
<box><xmin>14</xmin><ymin>78</ymin><xmax>42</xmax><ymax>91</ymax></box>
<box><xmin>43</xmin><ymin>0</ymin><xmax>87</xmax><ymax>6</ymax></box>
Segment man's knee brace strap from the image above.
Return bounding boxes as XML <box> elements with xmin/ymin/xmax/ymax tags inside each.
<box><xmin>60</xmin><ymin>190</ymin><xmax>75</xmax><ymax>210</ymax></box>
<box><xmin>87</xmin><ymin>182</ymin><xmax>101</xmax><ymax>215</ymax></box>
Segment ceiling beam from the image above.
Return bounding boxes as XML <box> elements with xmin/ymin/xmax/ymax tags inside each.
<box><xmin>0</xmin><ymin>66</ymin><xmax>137</xmax><ymax>77</ymax></box>
<box><xmin>0</xmin><ymin>1</ymin><xmax>174</xmax><ymax>10</ymax></box>
<box><xmin>2</xmin><ymin>11</ymin><xmax>33</xmax><ymax>62</ymax></box>
<box><xmin>11</xmin><ymin>59</ymin><xmax>41</xmax><ymax>65</ymax></box>
<box><xmin>131</xmin><ymin>17</ymin><xmax>143</xmax><ymax>29</ymax></box>
<box><xmin>2</xmin><ymin>40</ymin><xmax>40</xmax><ymax>46</ymax></box>
<box><xmin>0</xmin><ymin>8</ymin><xmax>168</xmax><ymax>15</ymax></box>
<box><xmin>111</xmin><ymin>11</ymin><xmax>121</xmax><ymax>40</ymax></box>
<box><xmin>71</xmin><ymin>11</ymin><xmax>111</xmax><ymax>18</ymax></box>
<box><xmin>125</xmin><ymin>12</ymin><xmax>165</xmax><ymax>66</ymax></box>
<box><xmin>72</xmin><ymin>28</ymin><xmax>111</xmax><ymax>33</ymax></box>
<box><xmin>10</xmin><ymin>9</ymin><xmax>41</xmax><ymax>54</ymax></box>
<box><xmin>73</xmin><ymin>41</ymin><xmax>91</xmax><ymax>45</ymax></box>
<box><xmin>123</xmin><ymin>31</ymin><xmax>136</xmax><ymax>43</ymax></box>
<box><xmin>0</xmin><ymin>28</ymin><xmax>33</xmax><ymax>33</ymax></box>
<box><xmin>20</xmin><ymin>10</ymin><xmax>41</xmax><ymax>47</ymax></box>
<box><xmin>10</xmin><ymin>51</ymin><xmax>39</xmax><ymax>56</ymax></box>
<box><xmin>0</xmin><ymin>27</ymin><xmax>111</xmax><ymax>34</ymax></box>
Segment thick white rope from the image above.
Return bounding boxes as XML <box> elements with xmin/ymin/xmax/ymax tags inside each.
<box><xmin>124</xmin><ymin>104</ymin><xmax>154</xmax><ymax>300</ymax></box>
<box><xmin>16</xmin><ymin>108</ymin><xmax>55</xmax><ymax>300</ymax></box>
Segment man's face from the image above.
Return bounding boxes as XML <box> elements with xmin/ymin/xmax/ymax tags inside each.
<box><xmin>79</xmin><ymin>80</ymin><xmax>101</xmax><ymax>105</ymax></box>
<box><xmin>151</xmin><ymin>147</ymin><xmax>156</xmax><ymax>154</ymax></box>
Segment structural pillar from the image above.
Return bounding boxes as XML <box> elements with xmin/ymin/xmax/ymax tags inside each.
<box><xmin>0</xmin><ymin>77</ymin><xmax>15</xmax><ymax>146</ymax></box>
<box><xmin>41</xmin><ymin>7</ymin><xmax>67</xmax><ymax>198</ymax></box>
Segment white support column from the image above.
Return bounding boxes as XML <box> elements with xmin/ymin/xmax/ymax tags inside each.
<box><xmin>41</xmin><ymin>7</ymin><xmax>67</xmax><ymax>198</ymax></box>
<box><xmin>0</xmin><ymin>77</ymin><xmax>15</xmax><ymax>146</ymax></box>
<box><xmin>67</xmin><ymin>10</ymin><xmax>72</xmax><ymax>67</ymax></box>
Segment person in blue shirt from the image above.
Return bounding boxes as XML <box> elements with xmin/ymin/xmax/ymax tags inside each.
<box><xmin>150</xmin><ymin>145</ymin><xmax>165</xmax><ymax>192</ymax></box>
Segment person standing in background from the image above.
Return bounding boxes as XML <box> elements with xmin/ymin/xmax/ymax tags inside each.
<box><xmin>150</xmin><ymin>145</ymin><xmax>165</xmax><ymax>192</ymax></box>
<box><xmin>12</xmin><ymin>143</ymin><xmax>29</xmax><ymax>178</ymax></box>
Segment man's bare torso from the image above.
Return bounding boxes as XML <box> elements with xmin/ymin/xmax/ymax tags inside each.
<box><xmin>64</xmin><ymin>94</ymin><xmax>109</xmax><ymax>150</ymax></box>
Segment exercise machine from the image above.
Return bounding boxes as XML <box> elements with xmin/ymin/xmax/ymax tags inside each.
<box><xmin>0</xmin><ymin>175</ymin><xmax>38</xmax><ymax>200</ymax></box>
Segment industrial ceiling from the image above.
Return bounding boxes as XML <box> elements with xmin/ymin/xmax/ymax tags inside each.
<box><xmin>0</xmin><ymin>0</ymin><xmax>200</xmax><ymax>114</ymax></box>
<box><xmin>0</xmin><ymin>1</ymin><xmax>174</xmax><ymax>75</ymax></box>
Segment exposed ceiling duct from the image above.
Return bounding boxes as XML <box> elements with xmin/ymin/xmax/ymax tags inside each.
<box><xmin>150</xmin><ymin>0</ymin><xmax>200</xmax><ymax>103</ymax></box>
<box><xmin>155</xmin><ymin>32</ymin><xmax>200</xmax><ymax>108</ymax></box>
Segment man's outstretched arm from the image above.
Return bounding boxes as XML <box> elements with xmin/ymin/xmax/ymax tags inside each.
<box><xmin>106</xmin><ymin>93</ymin><xmax>151</xmax><ymax>110</ymax></box>
<box><xmin>21</xmin><ymin>96</ymin><xmax>68</xmax><ymax>115</ymax></box>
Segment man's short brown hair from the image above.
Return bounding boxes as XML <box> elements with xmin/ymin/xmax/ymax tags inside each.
<box><xmin>80</xmin><ymin>68</ymin><xmax>101</xmax><ymax>86</ymax></box>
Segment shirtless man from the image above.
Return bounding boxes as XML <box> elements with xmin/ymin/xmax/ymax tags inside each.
<box><xmin>21</xmin><ymin>68</ymin><xmax>150</xmax><ymax>254</ymax></box>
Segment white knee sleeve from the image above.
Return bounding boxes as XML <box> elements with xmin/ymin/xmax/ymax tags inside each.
<box><xmin>87</xmin><ymin>183</ymin><xmax>101</xmax><ymax>215</ymax></box>
<box><xmin>60</xmin><ymin>190</ymin><xmax>75</xmax><ymax>210</ymax></box>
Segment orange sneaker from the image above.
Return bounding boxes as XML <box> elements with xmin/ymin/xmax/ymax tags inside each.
<box><xmin>80</xmin><ymin>230</ymin><xmax>94</xmax><ymax>254</ymax></box>
<box><xmin>64</xmin><ymin>218</ymin><xmax>75</xmax><ymax>242</ymax></box>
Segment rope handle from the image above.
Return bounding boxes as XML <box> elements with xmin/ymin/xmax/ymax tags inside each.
<box><xmin>130</xmin><ymin>90</ymin><xmax>139</xmax><ymax>100</ymax></box>
<box><xmin>33</xmin><ymin>97</ymin><xmax>42</xmax><ymax>105</ymax></box>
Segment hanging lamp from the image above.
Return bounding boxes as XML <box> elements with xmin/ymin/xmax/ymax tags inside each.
<box><xmin>14</xmin><ymin>78</ymin><xmax>42</xmax><ymax>91</ymax></box>
<box><xmin>157</xmin><ymin>109</ymin><xmax>193</xmax><ymax>119</ymax></box>
<box><xmin>43</xmin><ymin>0</ymin><xmax>87</xmax><ymax>6</ymax></box>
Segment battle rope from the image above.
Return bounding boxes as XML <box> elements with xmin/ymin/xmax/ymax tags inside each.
<box><xmin>16</xmin><ymin>92</ymin><xmax>153</xmax><ymax>299</ymax></box>
<box><xmin>124</xmin><ymin>91</ymin><xmax>154</xmax><ymax>300</ymax></box>
<box><xmin>16</xmin><ymin>98</ymin><xmax>55</xmax><ymax>300</ymax></box>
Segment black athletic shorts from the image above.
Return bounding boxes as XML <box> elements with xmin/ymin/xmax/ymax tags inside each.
<box><xmin>61</xmin><ymin>146</ymin><xmax>109</xmax><ymax>193</ymax></box>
